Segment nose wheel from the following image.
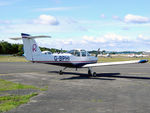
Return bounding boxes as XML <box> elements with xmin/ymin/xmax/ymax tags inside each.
<box><xmin>59</xmin><ymin>67</ymin><xmax>67</xmax><ymax>75</ymax></box>
<box><xmin>88</xmin><ymin>68</ymin><xmax>96</xmax><ymax>77</ymax></box>
<box><xmin>59</xmin><ymin>70</ymin><xmax>63</xmax><ymax>75</ymax></box>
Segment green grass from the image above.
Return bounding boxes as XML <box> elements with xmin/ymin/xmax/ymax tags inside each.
<box><xmin>98</xmin><ymin>56</ymin><xmax>150</xmax><ymax>63</ymax></box>
<box><xmin>0</xmin><ymin>79</ymin><xmax>38</xmax><ymax>91</ymax></box>
<box><xmin>0</xmin><ymin>93</ymin><xmax>38</xmax><ymax>112</ymax></box>
<box><xmin>0</xmin><ymin>78</ymin><xmax>47</xmax><ymax>112</ymax></box>
<box><xmin>40</xmin><ymin>86</ymin><xmax>48</xmax><ymax>91</ymax></box>
<box><xmin>0</xmin><ymin>56</ymin><xmax>27</xmax><ymax>62</ymax></box>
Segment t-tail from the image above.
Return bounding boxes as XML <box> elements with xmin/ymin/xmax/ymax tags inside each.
<box><xmin>21</xmin><ymin>33</ymin><xmax>42</xmax><ymax>61</ymax></box>
<box><xmin>11</xmin><ymin>33</ymin><xmax>51</xmax><ymax>61</ymax></box>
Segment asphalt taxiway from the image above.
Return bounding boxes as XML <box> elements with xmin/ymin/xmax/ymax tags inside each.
<box><xmin>0</xmin><ymin>62</ymin><xmax>150</xmax><ymax>113</ymax></box>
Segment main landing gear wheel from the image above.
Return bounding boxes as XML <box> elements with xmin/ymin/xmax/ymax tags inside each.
<box><xmin>88</xmin><ymin>69</ymin><xmax>92</xmax><ymax>76</ymax></box>
<box><xmin>88</xmin><ymin>68</ymin><xmax>97</xmax><ymax>77</ymax></box>
<box><xmin>92</xmin><ymin>72</ymin><xmax>97</xmax><ymax>77</ymax></box>
<box><xmin>59</xmin><ymin>70</ymin><xmax>63</xmax><ymax>75</ymax></box>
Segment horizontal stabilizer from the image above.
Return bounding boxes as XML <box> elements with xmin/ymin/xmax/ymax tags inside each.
<box><xmin>22</xmin><ymin>35</ymin><xmax>51</xmax><ymax>39</ymax></box>
<box><xmin>10</xmin><ymin>33</ymin><xmax>51</xmax><ymax>40</ymax></box>
<box><xmin>10</xmin><ymin>36</ymin><xmax>51</xmax><ymax>40</ymax></box>
<box><xmin>10</xmin><ymin>37</ymin><xmax>22</xmax><ymax>40</ymax></box>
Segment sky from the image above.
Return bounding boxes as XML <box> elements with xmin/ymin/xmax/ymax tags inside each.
<box><xmin>0</xmin><ymin>0</ymin><xmax>150</xmax><ymax>51</ymax></box>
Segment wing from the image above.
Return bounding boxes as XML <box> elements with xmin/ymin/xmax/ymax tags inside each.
<box><xmin>82</xmin><ymin>59</ymin><xmax>148</xmax><ymax>68</ymax></box>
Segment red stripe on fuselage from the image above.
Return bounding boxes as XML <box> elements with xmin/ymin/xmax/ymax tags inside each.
<box><xmin>32</xmin><ymin>60</ymin><xmax>97</xmax><ymax>63</ymax></box>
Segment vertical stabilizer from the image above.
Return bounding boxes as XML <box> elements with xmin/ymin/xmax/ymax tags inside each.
<box><xmin>21</xmin><ymin>33</ymin><xmax>42</xmax><ymax>61</ymax></box>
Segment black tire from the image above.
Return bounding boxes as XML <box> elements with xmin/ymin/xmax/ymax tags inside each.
<box><xmin>59</xmin><ymin>70</ymin><xmax>63</xmax><ymax>75</ymax></box>
<box><xmin>93</xmin><ymin>72</ymin><xmax>97</xmax><ymax>77</ymax></box>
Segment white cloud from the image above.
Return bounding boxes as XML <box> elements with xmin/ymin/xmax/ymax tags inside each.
<box><xmin>124</xmin><ymin>14</ymin><xmax>150</xmax><ymax>24</ymax></box>
<box><xmin>33</xmin><ymin>15</ymin><xmax>59</xmax><ymax>25</ymax></box>
<box><xmin>0</xmin><ymin>16</ymin><xmax>86</xmax><ymax>35</ymax></box>
<box><xmin>82</xmin><ymin>33</ymin><xmax>130</xmax><ymax>44</ymax></box>
<box><xmin>82</xmin><ymin>35</ymin><xmax>106</xmax><ymax>43</ymax></box>
<box><xmin>104</xmin><ymin>34</ymin><xmax>129</xmax><ymax>41</ymax></box>
<box><xmin>1</xmin><ymin>13</ymin><xmax>150</xmax><ymax>51</ymax></box>
<box><xmin>137</xmin><ymin>34</ymin><xmax>150</xmax><ymax>41</ymax></box>
<box><xmin>6</xmin><ymin>31</ymin><xmax>150</xmax><ymax>51</ymax></box>
<box><xmin>0</xmin><ymin>20</ymin><xmax>11</xmax><ymax>24</ymax></box>
<box><xmin>39</xmin><ymin>34</ymin><xmax>139</xmax><ymax>51</ymax></box>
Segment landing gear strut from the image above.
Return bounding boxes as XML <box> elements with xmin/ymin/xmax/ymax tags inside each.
<box><xmin>59</xmin><ymin>70</ymin><xmax>63</xmax><ymax>75</ymax></box>
<box><xmin>59</xmin><ymin>67</ymin><xmax>67</xmax><ymax>75</ymax></box>
<box><xmin>88</xmin><ymin>68</ymin><xmax>96</xmax><ymax>77</ymax></box>
<box><xmin>88</xmin><ymin>68</ymin><xmax>92</xmax><ymax>76</ymax></box>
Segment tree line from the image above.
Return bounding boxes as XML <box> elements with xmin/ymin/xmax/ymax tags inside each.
<box><xmin>0</xmin><ymin>41</ymin><xmax>143</xmax><ymax>56</ymax></box>
<box><xmin>0</xmin><ymin>41</ymin><xmax>67</xmax><ymax>56</ymax></box>
<box><xmin>0</xmin><ymin>41</ymin><xmax>23</xmax><ymax>56</ymax></box>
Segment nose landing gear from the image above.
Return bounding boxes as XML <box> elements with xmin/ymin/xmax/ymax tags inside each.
<box><xmin>59</xmin><ymin>70</ymin><xmax>63</xmax><ymax>75</ymax></box>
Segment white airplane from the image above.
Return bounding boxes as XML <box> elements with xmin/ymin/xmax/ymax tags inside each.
<box><xmin>128</xmin><ymin>54</ymin><xmax>148</xmax><ymax>58</ymax></box>
<box><xmin>11</xmin><ymin>33</ymin><xmax>148</xmax><ymax>76</ymax></box>
<box><xmin>98</xmin><ymin>53</ymin><xmax>112</xmax><ymax>58</ymax></box>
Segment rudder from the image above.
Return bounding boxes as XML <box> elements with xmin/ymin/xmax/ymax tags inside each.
<box><xmin>21</xmin><ymin>33</ymin><xmax>42</xmax><ymax>61</ymax></box>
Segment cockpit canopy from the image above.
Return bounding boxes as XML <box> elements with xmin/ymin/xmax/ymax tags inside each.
<box><xmin>67</xmin><ymin>49</ymin><xmax>90</xmax><ymax>57</ymax></box>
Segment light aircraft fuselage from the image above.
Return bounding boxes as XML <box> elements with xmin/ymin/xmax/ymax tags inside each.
<box><xmin>32</xmin><ymin>50</ymin><xmax>97</xmax><ymax>68</ymax></box>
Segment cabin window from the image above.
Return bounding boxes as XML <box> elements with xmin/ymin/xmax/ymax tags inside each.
<box><xmin>81</xmin><ymin>50</ymin><xmax>86</xmax><ymax>57</ymax></box>
<box><xmin>87</xmin><ymin>52</ymin><xmax>90</xmax><ymax>56</ymax></box>
<box><xmin>67</xmin><ymin>49</ymin><xmax>90</xmax><ymax>57</ymax></box>
<box><xmin>75</xmin><ymin>50</ymin><xmax>80</xmax><ymax>56</ymax></box>
<box><xmin>67</xmin><ymin>50</ymin><xmax>74</xmax><ymax>55</ymax></box>
<box><xmin>67</xmin><ymin>50</ymin><xmax>80</xmax><ymax>57</ymax></box>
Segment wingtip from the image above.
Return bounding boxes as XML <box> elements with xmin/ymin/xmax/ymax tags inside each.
<box><xmin>138</xmin><ymin>59</ymin><xmax>148</xmax><ymax>63</ymax></box>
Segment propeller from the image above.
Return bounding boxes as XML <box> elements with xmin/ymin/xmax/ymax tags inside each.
<box><xmin>95</xmin><ymin>48</ymin><xmax>100</xmax><ymax>57</ymax></box>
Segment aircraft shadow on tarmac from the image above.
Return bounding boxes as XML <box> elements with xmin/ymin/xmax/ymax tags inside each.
<box><xmin>49</xmin><ymin>71</ymin><xmax>150</xmax><ymax>81</ymax></box>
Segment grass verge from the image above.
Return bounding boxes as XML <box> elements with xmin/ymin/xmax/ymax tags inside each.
<box><xmin>0</xmin><ymin>56</ymin><xmax>27</xmax><ymax>62</ymax></box>
<box><xmin>0</xmin><ymin>93</ymin><xmax>38</xmax><ymax>112</ymax></box>
<box><xmin>0</xmin><ymin>79</ymin><xmax>47</xmax><ymax>112</ymax></box>
<box><xmin>0</xmin><ymin>79</ymin><xmax>37</xmax><ymax>91</ymax></box>
<box><xmin>98</xmin><ymin>56</ymin><xmax>150</xmax><ymax>63</ymax></box>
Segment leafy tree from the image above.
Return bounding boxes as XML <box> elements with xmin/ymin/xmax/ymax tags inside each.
<box><xmin>0</xmin><ymin>41</ymin><xmax>12</xmax><ymax>54</ymax></box>
<box><xmin>11</xmin><ymin>44</ymin><xmax>19</xmax><ymax>54</ymax></box>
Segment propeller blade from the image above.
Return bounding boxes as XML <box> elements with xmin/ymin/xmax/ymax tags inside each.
<box><xmin>95</xmin><ymin>48</ymin><xmax>100</xmax><ymax>57</ymax></box>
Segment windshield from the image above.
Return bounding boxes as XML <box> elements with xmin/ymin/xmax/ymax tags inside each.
<box><xmin>67</xmin><ymin>50</ymin><xmax>80</xmax><ymax>57</ymax></box>
<box><xmin>67</xmin><ymin>49</ymin><xmax>90</xmax><ymax>57</ymax></box>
